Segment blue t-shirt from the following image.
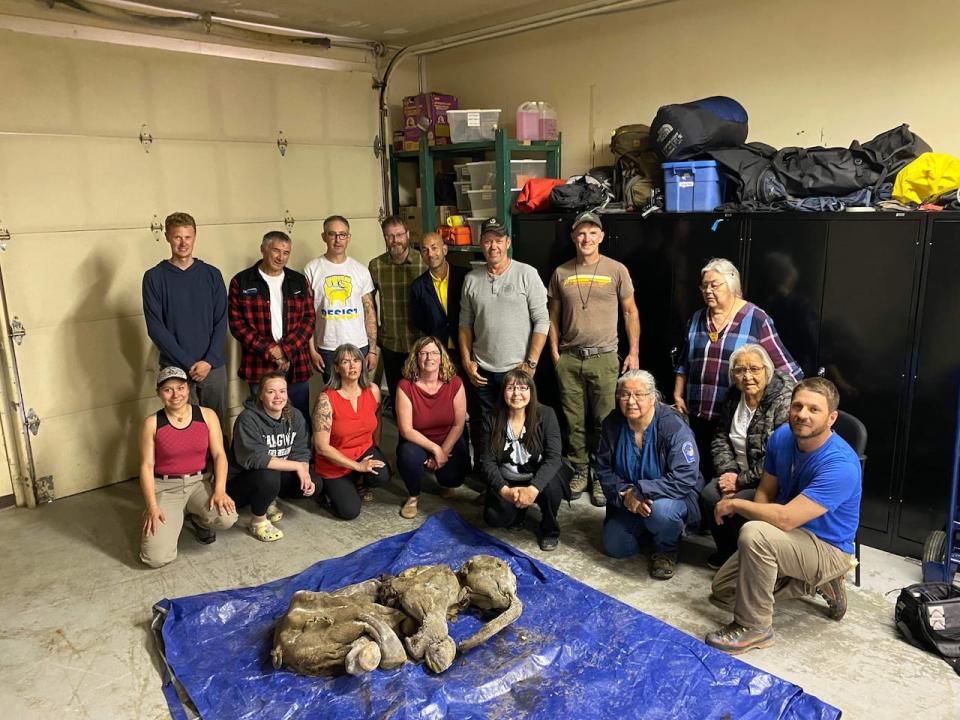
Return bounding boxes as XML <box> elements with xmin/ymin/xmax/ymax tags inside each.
<box><xmin>763</xmin><ymin>424</ymin><xmax>861</xmax><ymax>553</ymax></box>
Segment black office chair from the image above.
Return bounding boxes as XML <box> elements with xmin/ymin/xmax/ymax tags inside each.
<box><xmin>831</xmin><ymin>410</ymin><xmax>868</xmax><ymax>587</ymax></box>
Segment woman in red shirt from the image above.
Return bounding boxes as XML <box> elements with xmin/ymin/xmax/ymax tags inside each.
<box><xmin>395</xmin><ymin>336</ymin><xmax>468</xmax><ymax>519</ymax></box>
<box><xmin>312</xmin><ymin>344</ymin><xmax>390</xmax><ymax>519</ymax></box>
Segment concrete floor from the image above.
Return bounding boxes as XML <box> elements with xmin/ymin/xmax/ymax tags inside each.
<box><xmin>1</xmin><ymin>426</ymin><xmax>958</xmax><ymax>719</ymax></box>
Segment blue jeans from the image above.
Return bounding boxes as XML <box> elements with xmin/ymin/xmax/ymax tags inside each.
<box><xmin>603</xmin><ymin>498</ymin><xmax>688</xmax><ymax>556</ymax></box>
<box><xmin>396</xmin><ymin>436</ymin><xmax>469</xmax><ymax>496</ymax></box>
<box><xmin>474</xmin><ymin>367</ymin><xmax>508</xmax><ymax>425</ymax></box>
<box><xmin>318</xmin><ymin>345</ymin><xmax>369</xmax><ymax>384</ymax></box>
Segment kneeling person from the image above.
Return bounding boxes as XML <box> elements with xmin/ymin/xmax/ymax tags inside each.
<box><xmin>482</xmin><ymin>370</ymin><xmax>567</xmax><ymax>551</ymax></box>
<box><xmin>139</xmin><ymin>367</ymin><xmax>238</xmax><ymax>567</ymax></box>
<box><xmin>596</xmin><ymin>370</ymin><xmax>703</xmax><ymax>580</ymax></box>
<box><xmin>706</xmin><ymin>377</ymin><xmax>861</xmax><ymax>655</ymax></box>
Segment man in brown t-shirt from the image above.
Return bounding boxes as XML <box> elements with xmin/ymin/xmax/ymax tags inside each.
<box><xmin>547</xmin><ymin>211</ymin><xmax>641</xmax><ymax>506</ymax></box>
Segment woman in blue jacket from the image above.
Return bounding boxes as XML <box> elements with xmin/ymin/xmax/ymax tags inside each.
<box><xmin>596</xmin><ymin>369</ymin><xmax>704</xmax><ymax>580</ymax></box>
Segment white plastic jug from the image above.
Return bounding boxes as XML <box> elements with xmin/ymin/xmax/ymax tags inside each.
<box><xmin>516</xmin><ymin>101</ymin><xmax>558</xmax><ymax>141</ymax></box>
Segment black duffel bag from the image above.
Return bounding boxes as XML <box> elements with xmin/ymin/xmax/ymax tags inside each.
<box><xmin>895</xmin><ymin>582</ymin><xmax>960</xmax><ymax>676</ymax></box>
<box><xmin>651</xmin><ymin>96</ymin><xmax>748</xmax><ymax>161</ymax></box>
<box><xmin>770</xmin><ymin>144</ymin><xmax>885</xmax><ymax>198</ymax></box>
<box><xmin>550</xmin><ymin>175</ymin><xmax>611</xmax><ymax>212</ymax></box>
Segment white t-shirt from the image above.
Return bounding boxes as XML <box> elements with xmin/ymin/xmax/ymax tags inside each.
<box><xmin>729</xmin><ymin>396</ymin><xmax>758</xmax><ymax>472</ymax></box>
<box><xmin>303</xmin><ymin>255</ymin><xmax>374</xmax><ymax>351</ymax></box>
<box><xmin>258</xmin><ymin>269</ymin><xmax>285</xmax><ymax>342</ymax></box>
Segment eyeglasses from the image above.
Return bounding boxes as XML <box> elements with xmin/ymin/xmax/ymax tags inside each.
<box><xmin>504</xmin><ymin>384</ymin><xmax>530</xmax><ymax>393</ymax></box>
<box><xmin>618</xmin><ymin>391</ymin><xmax>653</xmax><ymax>401</ymax></box>
<box><xmin>699</xmin><ymin>280</ymin><xmax>726</xmax><ymax>292</ymax></box>
<box><xmin>325</xmin><ymin>231</ymin><xmax>351</xmax><ymax>240</ymax></box>
<box><xmin>418</xmin><ymin>350</ymin><xmax>440</xmax><ymax>358</ymax></box>
<box><xmin>732</xmin><ymin>365</ymin><xmax>765</xmax><ymax>377</ymax></box>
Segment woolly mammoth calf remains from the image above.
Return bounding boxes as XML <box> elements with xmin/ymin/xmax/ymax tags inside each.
<box><xmin>272</xmin><ymin>554</ymin><xmax>523</xmax><ymax>676</ymax></box>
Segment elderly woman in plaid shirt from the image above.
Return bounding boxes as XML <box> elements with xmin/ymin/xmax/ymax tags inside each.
<box><xmin>673</xmin><ymin>258</ymin><xmax>802</xmax><ymax>472</ymax></box>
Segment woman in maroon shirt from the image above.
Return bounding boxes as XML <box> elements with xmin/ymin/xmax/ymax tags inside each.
<box><xmin>395</xmin><ymin>336</ymin><xmax>468</xmax><ymax>519</ymax></box>
<box><xmin>138</xmin><ymin>366</ymin><xmax>237</xmax><ymax>568</ymax></box>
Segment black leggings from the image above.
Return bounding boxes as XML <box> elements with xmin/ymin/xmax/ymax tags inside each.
<box><xmin>316</xmin><ymin>445</ymin><xmax>391</xmax><ymax>521</ymax></box>
<box><xmin>484</xmin><ymin>472</ymin><xmax>564</xmax><ymax>539</ymax></box>
<box><xmin>227</xmin><ymin>468</ymin><xmax>306</xmax><ymax>517</ymax></box>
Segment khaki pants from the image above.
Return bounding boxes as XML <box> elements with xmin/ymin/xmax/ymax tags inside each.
<box><xmin>140</xmin><ymin>473</ymin><xmax>238</xmax><ymax>568</ymax></box>
<box><xmin>555</xmin><ymin>350</ymin><xmax>619</xmax><ymax>467</ymax></box>
<box><xmin>711</xmin><ymin>520</ymin><xmax>853</xmax><ymax>628</ymax></box>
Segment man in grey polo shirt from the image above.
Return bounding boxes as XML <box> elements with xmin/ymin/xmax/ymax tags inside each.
<box><xmin>459</xmin><ymin>217</ymin><xmax>549</xmax><ymax>427</ymax></box>
<box><xmin>548</xmin><ymin>211</ymin><xmax>641</xmax><ymax>506</ymax></box>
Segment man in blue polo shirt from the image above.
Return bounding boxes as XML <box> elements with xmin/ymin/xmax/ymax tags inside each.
<box><xmin>705</xmin><ymin>377</ymin><xmax>861</xmax><ymax>654</ymax></box>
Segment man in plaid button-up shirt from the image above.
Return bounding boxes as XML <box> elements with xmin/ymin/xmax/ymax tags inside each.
<box><xmin>368</xmin><ymin>216</ymin><xmax>426</xmax><ymax>403</ymax></box>
<box><xmin>228</xmin><ymin>231</ymin><xmax>315</xmax><ymax>424</ymax></box>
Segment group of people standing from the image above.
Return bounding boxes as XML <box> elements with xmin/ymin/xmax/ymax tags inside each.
<box><xmin>137</xmin><ymin>207</ymin><xmax>862</xmax><ymax>657</ymax></box>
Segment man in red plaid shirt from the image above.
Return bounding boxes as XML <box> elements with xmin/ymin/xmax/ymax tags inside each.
<box><xmin>228</xmin><ymin>231</ymin><xmax>316</xmax><ymax>425</ymax></box>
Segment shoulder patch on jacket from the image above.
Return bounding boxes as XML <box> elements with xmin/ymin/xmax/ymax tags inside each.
<box><xmin>682</xmin><ymin>441</ymin><xmax>696</xmax><ymax>464</ymax></box>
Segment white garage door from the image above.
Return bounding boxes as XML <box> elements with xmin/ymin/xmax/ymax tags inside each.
<box><xmin>0</xmin><ymin>29</ymin><xmax>384</xmax><ymax>500</ymax></box>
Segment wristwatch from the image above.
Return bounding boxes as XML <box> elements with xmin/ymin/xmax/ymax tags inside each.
<box><xmin>525</xmin><ymin>359</ymin><xmax>538</xmax><ymax>369</ymax></box>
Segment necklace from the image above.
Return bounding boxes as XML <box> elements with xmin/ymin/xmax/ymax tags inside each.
<box><xmin>707</xmin><ymin>302</ymin><xmax>737</xmax><ymax>343</ymax></box>
<box><xmin>575</xmin><ymin>258</ymin><xmax>602</xmax><ymax>310</ymax></box>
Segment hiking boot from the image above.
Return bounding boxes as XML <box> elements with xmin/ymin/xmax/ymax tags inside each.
<box><xmin>817</xmin><ymin>575</ymin><xmax>848</xmax><ymax>621</ymax></box>
<box><xmin>707</xmin><ymin>550</ymin><xmax>732</xmax><ymax>571</ymax></box>
<box><xmin>650</xmin><ymin>552</ymin><xmax>677</xmax><ymax>580</ymax></box>
<box><xmin>189</xmin><ymin>515</ymin><xmax>216</xmax><ymax>545</ymax></box>
<box><xmin>569</xmin><ymin>464</ymin><xmax>589</xmax><ymax>498</ymax></box>
<box><xmin>705</xmin><ymin>622</ymin><xmax>775</xmax><ymax>654</ymax></box>
<box><xmin>589</xmin><ymin>475</ymin><xmax>606</xmax><ymax>507</ymax></box>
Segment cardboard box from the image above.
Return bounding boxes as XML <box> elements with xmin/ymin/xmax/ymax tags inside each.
<box><xmin>402</xmin><ymin>92</ymin><xmax>458</xmax><ymax>149</ymax></box>
<box><xmin>399</xmin><ymin>205</ymin><xmax>459</xmax><ymax>246</ymax></box>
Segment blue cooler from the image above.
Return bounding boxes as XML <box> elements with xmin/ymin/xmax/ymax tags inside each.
<box><xmin>662</xmin><ymin>160</ymin><xmax>722</xmax><ymax>212</ymax></box>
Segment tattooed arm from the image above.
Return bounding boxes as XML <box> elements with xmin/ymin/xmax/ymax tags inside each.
<box><xmin>361</xmin><ymin>292</ymin><xmax>378</xmax><ymax>372</ymax></box>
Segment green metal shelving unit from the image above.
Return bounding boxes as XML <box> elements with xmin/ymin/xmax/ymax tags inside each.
<box><xmin>389</xmin><ymin>128</ymin><xmax>561</xmax><ymax>241</ymax></box>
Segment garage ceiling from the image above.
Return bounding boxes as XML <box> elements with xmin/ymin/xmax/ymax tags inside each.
<box><xmin>133</xmin><ymin>0</ymin><xmax>590</xmax><ymax>44</ymax></box>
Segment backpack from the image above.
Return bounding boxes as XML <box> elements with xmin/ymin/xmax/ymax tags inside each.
<box><xmin>514</xmin><ymin>178</ymin><xmax>567</xmax><ymax>214</ymax></box>
<box><xmin>651</xmin><ymin>96</ymin><xmax>748</xmax><ymax>161</ymax></box>
<box><xmin>610</xmin><ymin>124</ymin><xmax>662</xmax><ymax>208</ymax></box>
<box><xmin>895</xmin><ymin>582</ymin><xmax>960</xmax><ymax>676</ymax></box>
<box><xmin>549</xmin><ymin>175</ymin><xmax>612</xmax><ymax>212</ymax></box>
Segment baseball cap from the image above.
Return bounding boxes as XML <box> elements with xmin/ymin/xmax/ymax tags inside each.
<box><xmin>572</xmin><ymin>211</ymin><xmax>603</xmax><ymax>231</ymax></box>
<box><xmin>157</xmin><ymin>366</ymin><xmax>188</xmax><ymax>387</ymax></box>
<box><xmin>480</xmin><ymin>217</ymin><xmax>508</xmax><ymax>238</ymax></box>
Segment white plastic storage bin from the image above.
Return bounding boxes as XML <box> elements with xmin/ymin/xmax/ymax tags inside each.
<box><xmin>453</xmin><ymin>163</ymin><xmax>470</xmax><ymax>182</ymax></box>
<box><xmin>465</xmin><ymin>189</ymin><xmax>496</xmax><ymax>217</ymax></box>
<box><xmin>447</xmin><ymin>109</ymin><xmax>501</xmax><ymax>143</ymax></box>
<box><xmin>466</xmin><ymin>160</ymin><xmax>549</xmax><ymax>190</ymax></box>
<box><xmin>454</xmin><ymin>181</ymin><xmax>471</xmax><ymax>210</ymax></box>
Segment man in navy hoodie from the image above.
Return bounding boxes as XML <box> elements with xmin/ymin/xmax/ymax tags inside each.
<box><xmin>142</xmin><ymin>212</ymin><xmax>229</xmax><ymax>431</ymax></box>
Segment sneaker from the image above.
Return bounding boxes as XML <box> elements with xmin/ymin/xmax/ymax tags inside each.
<box><xmin>538</xmin><ymin>534</ymin><xmax>559</xmax><ymax>552</ymax></box>
<box><xmin>650</xmin><ymin>552</ymin><xmax>677</xmax><ymax>580</ymax></box>
<box><xmin>589</xmin><ymin>475</ymin><xmax>606</xmax><ymax>507</ymax></box>
<box><xmin>188</xmin><ymin>516</ymin><xmax>216</xmax><ymax>545</ymax></box>
<box><xmin>707</xmin><ymin>551</ymin><xmax>732</xmax><ymax>571</ymax></box>
<box><xmin>705</xmin><ymin>622</ymin><xmax>775</xmax><ymax>655</ymax></box>
<box><xmin>569</xmin><ymin>465</ymin><xmax>589</xmax><ymax>498</ymax></box>
<box><xmin>266</xmin><ymin>502</ymin><xmax>283</xmax><ymax>523</ymax></box>
<box><xmin>817</xmin><ymin>575</ymin><xmax>848</xmax><ymax>621</ymax></box>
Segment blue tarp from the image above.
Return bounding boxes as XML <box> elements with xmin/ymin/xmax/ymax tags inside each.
<box><xmin>154</xmin><ymin>509</ymin><xmax>840</xmax><ymax>719</ymax></box>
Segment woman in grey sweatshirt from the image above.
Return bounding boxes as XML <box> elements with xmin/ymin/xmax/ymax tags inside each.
<box><xmin>227</xmin><ymin>371</ymin><xmax>314</xmax><ymax>541</ymax></box>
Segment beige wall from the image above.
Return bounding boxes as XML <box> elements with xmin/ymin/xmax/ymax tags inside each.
<box><xmin>424</xmin><ymin>0</ymin><xmax>959</xmax><ymax>176</ymax></box>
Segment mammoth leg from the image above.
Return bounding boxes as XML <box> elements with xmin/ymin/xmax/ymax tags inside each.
<box><xmin>458</xmin><ymin>597</ymin><xmax>524</xmax><ymax>653</ymax></box>
<box><xmin>358</xmin><ymin>613</ymin><xmax>407</xmax><ymax>670</ymax></box>
<box><xmin>345</xmin><ymin>637</ymin><xmax>381</xmax><ymax>676</ymax></box>
<box><xmin>404</xmin><ymin>612</ymin><xmax>449</xmax><ymax>664</ymax></box>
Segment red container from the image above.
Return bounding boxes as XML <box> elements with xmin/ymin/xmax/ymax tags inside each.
<box><xmin>440</xmin><ymin>226</ymin><xmax>472</xmax><ymax>246</ymax></box>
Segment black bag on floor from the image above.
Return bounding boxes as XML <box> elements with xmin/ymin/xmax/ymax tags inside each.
<box><xmin>651</xmin><ymin>96</ymin><xmax>748</xmax><ymax>161</ymax></box>
<box><xmin>895</xmin><ymin>582</ymin><xmax>960</xmax><ymax>676</ymax></box>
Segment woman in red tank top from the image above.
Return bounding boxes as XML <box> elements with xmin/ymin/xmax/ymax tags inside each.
<box><xmin>312</xmin><ymin>344</ymin><xmax>392</xmax><ymax>519</ymax></box>
<box><xmin>138</xmin><ymin>366</ymin><xmax>237</xmax><ymax>568</ymax></box>
<box><xmin>395</xmin><ymin>336</ymin><xmax>469</xmax><ymax>519</ymax></box>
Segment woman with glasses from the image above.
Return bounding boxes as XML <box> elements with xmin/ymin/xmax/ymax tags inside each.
<box><xmin>395</xmin><ymin>336</ymin><xmax>469</xmax><ymax>519</ymax></box>
<box><xmin>673</xmin><ymin>258</ymin><xmax>801</xmax><ymax>471</ymax></box>
<box><xmin>702</xmin><ymin>343</ymin><xmax>796</xmax><ymax>569</ymax></box>
<box><xmin>482</xmin><ymin>369</ymin><xmax>568</xmax><ymax>551</ymax></box>
<box><xmin>597</xmin><ymin>369</ymin><xmax>704</xmax><ymax>580</ymax></box>
<box><xmin>312</xmin><ymin>343</ymin><xmax>390</xmax><ymax>519</ymax></box>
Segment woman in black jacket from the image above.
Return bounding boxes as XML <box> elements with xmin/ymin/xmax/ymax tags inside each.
<box><xmin>702</xmin><ymin>343</ymin><xmax>796</xmax><ymax>568</ymax></box>
<box><xmin>482</xmin><ymin>369</ymin><xmax>568</xmax><ymax>551</ymax></box>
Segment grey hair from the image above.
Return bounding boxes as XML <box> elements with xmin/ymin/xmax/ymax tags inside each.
<box><xmin>261</xmin><ymin>230</ymin><xmax>292</xmax><ymax>250</ymax></box>
<box><xmin>325</xmin><ymin>343</ymin><xmax>370</xmax><ymax>390</ymax></box>
<box><xmin>701</xmin><ymin>257</ymin><xmax>742</xmax><ymax>297</ymax></box>
<box><xmin>616</xmin><ymin>369</ymin><xmax>662</xmax><ymax>401</ymax></box>
<box><xmin>728</xmin><ymin>343</ymin><xmax>775</xmax><ymax>385</ymax></box>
